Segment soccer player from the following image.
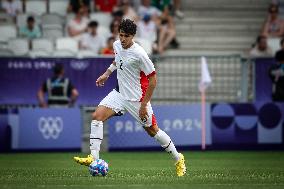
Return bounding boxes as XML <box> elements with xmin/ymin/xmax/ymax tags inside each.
<box><xmin>74</xmin><ymin>19</ymin><xmax>186</xmax><ymax>176</ymax></box>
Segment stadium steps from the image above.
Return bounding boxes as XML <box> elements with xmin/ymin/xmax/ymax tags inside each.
<box><xmin>165</xmin><ymin>0</ymin><xmax>270</xmax><ymax>56</ymax></box>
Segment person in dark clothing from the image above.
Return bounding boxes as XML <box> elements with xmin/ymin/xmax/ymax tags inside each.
<box><xmin>269</xmin><ymin>49</ymin><xmax>284</xmax><ymax>101</ymax></box>
<box><xmin>37</xmin><ymin>64</ymin><xmax>79</xmax><ymax>107</ymax></box>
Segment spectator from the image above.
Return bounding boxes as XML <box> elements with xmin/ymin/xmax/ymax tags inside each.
<box><xmin>101</xmin><ymin>36</ymin><xmax>115</xmax><ymax>55</ymax></box>
<box><xmin>67</xmin><ymin>6</ymin><xmax>90</xmax><ymax>41</ymax></box>
<box><xmin>0</xmin><ymin>0</ymin><xmax>21</xmax><ymax>18</ymax></box>
<box><xmin>249</xmin><ymin>35</ymin><xmax>273</xmax><ymax>57</ymax></box>
<box><xmin>173</xmin><ymin>0</ymin><xmax>184</xmax><ymax>19</ymax></box>
<box><xmin>19</xmin><ymin>16</ymin><xmax>41</xmax><ymax>39</ymax></box>
<box><xmin>109</xmin><ymin>20</ymin><xmax>120</xmax><ymax>39</ymax></box>
<box><xmin>269</xmin><ymin>49</ymin><xmax>284</xmax><ymax>101</ymax></box>
<box><xmin>262</xmin><ymin>4</ymin><xmax>284</xmax><ymax>37</ymax></box>
<box><xmin>67</xmin><ymin>0</ymin><xmax>90</xmax><ymax>15</ymax></box>
<box><xmin>94</xmin><ymin>0</ymin><xmax>118</xmax><ymax>13</ymax></box>
<box><xmin>152</xmin><ymin>0</ymin><xmax>178</xmax><ymax>54</ymax></box>
<box><xmin>79</xmin><ymin>21</ymin><xmax>105</xmax><ymax>54</ymax></box>
<box><xmin>138</xmin><ymin>0</ymin><xmax>162</xmax><ymax>24</ymax></box>
<box><xmin>137</xmin><ymin>14</ymin><xmax>158</xmax><ymax>52</ymax></box>
<box><xmin>38</xmin><ymin>64</ymin><xmax>79</xmax><ymax>108</ymax></box>
<box><xmin>120</xmin><ymin>0</ymin><xmax>139</xmax><ymax>22</ymax></box>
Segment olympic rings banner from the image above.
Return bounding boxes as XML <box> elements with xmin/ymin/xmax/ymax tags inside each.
<box><xmin>0</xmin><ymin>57</ymin><xmax>116</xmax><ymax>105</ymax></box>
<box><xmin>16</xmin><ymin>108</ymin><xmax>81</xmax><ymax>150</ymax></box>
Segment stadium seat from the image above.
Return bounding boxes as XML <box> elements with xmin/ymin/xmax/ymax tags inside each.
<box><xmin>77</xmin><ymin>50</ymin><xmax>98</xmax><ymax>58</ymax></box>
<box><xmin>8</xmin><ymin>38</ymin><xmax>29</xmax><ymax>56</ymax></box>
<box><xmin>41</xmin><ymin>13</ymin><xmax>63</xmax><ymax>28</ymax></box>
<box><xmin>0</xmin><ymin>25</ymin><xmax>17</xmax><ymax>43</ymax></box>
<box><xmin>49</xmin><ymin>0</ymin><xmax>69</xmax><ymax>16</ymax></box>
<box><xmin>97</xmin><ymin>26</ymin><xmax>111</xmax><ymax>44</ymax></box>
<box><xmin>16</xmin><ymin>13</ymin><xmax>41</xmax><ymax>28</ymax></box>
<box><xmin>90</xmin><ymin>12</ymin><xmax>112</xmax><ymax>28</ymax></box>
<box><xmin>56</xmin><ymin>37</ymin><xmax>78</xmax><ymax>53</ymax></box>
<box><xmin>26</xmin><ymin>0</ymin><xmax>47</xmax><ymax>16</ymax></box>
<box><xmin>0</xmin><ymin>13</ymin><xmax>14</xmax><ymax>25</ymax></box>
<box><xmin>32</xmin><ymin>38</ymin><xmax>54</xmax><ymax>54</ymax></box>
<box><xmin>42</xmin><ymin>27</ymin><xmax>63</xmax><ymax>41</ymax></box>
<box><xmin>28</xmin><ymin>49</ymin><xmax>51</xmax><ymax>58</ymax></box>
<box><xmin>52</xmin><ymin>50</ymin><xmax>76</xmax><ymax>57</ymax></box>
<box><xmin>0</xmin><ymin>49</ymin><xmax>14</xmax><ymax>56</ymax></box>
<box><xmin>267</xmin><ymin>38</ymin><xmax>281</xmax><ymax>55</ymax></box>
<box><xmin>134</xmin><ymin>38</ymin><xmax>153</xmax><ymax>55</ymax></box>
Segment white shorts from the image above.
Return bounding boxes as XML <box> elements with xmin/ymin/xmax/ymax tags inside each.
<box><xmin>99</xmin><ymin>89</ymin><xmax>156</xmax><ymax>127</ymax></box>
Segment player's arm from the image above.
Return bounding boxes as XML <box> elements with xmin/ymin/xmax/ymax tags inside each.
<box><xmin>139</xmin><ymin>73</ymin><xmax>157</xmax><ymax>119</ymax></box>
<box><xmin>96</xmin><ymin>61</ymin><xmax>117</xmax><ymax>87</ymax></box>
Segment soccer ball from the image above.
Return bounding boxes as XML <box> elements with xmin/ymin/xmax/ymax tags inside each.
<box><xmin>89</xmin><ymin>159</ymin><xmax>109</xmax><ymax>176</ymax></box>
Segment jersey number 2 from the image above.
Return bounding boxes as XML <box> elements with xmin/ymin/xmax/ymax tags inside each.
<box><xmin>119</xmin><ymin>60</ymin><xmax>123</xmax><ymax>70</ymax></box>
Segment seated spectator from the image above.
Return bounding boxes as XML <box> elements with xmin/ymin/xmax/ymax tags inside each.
<box><xmin>120</xmin><ymin>0</ymin><xmax>139</xmax><ymax>22</ymax></box>
<box><xmin>249</xmin><ymin>35</ymin><xmax>273</xmax><ymax>57</ymax></box>
<box><xmin>19</xmin><ymin>16</ymin><xmax>41</xmax><ymax>39</ymax></box>
<box><xmin>94</xmin><ymin>0</ymin><xmax>118</xmax><ymax>13</ymax></box>
<box><xmin>101</xmin><ymin>36</ymin><xmax>115</xmax><ymax>55</ymax></box>
<box><xmin>109</xmin><ymin>20</ymin><xmax>120</xmax><ymax>39</ymax></box>
<box><xmin>0</xmin><ymin>0</ymin><xmax>21</xmax><ymax>18</ymax></box>
<box><xmin>138</xmin><ymin>0</ymin><xmax>162</xmax><ymax>24</ymax></box>
<box><xmin>67</xmin><ymin>0</ymin><xmax>90</xmax><ymax>16</ymax></box>
<box><xmin>173</xmin><ymin>0</ymin><xmax>184</xmax><ymax>19</ymax></box>
<box><xmin>152</xmin><ymin>0</ymin><xmax>179</xmax><ymax>54</ymax></box>
<box><xmin>79</xmin><ymin>21</ymin><xmax>105</xmax><ymax>54</ymax></box>
<box><xmin>137</xmin><ymin>14</ymin><xmax>158</xmax><ymax>52</ymax></box>
<box><xmin>67</xmin><ymin>6</ymin><xmax>90</xmax><ymax>41</ymax></box>
<box><xmin>262</xmin><ymin>4</ymin><xmax>284</xmax><ymax>37</ymax></box>
<box><xmin>269</xmin><ymin>49</ymin><xmax>284</xmax><ymax>101</ymax></box>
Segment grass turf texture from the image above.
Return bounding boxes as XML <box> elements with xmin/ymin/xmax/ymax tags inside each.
<box><xmin>0</xmin><ymin>151</ymin><xmax>283</xmax><ymax>189</ymax></box>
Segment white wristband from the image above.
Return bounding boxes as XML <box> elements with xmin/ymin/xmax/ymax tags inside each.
<box><xmin>108</xmin><ymin>64</ymin><xmax>117</xmax><ymax>72</ymax></box>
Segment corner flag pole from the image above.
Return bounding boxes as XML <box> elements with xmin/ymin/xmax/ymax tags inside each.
<box><xmin>199</xmin><ymin>57</ymin><xmax>212</xmax><ymax>151</ymax></box>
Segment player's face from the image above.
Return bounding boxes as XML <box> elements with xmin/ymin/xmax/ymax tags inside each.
<box><xmin>119</xmin><ymin>31</ymin><xmax>134</xmax><ymax>49</ymax></box>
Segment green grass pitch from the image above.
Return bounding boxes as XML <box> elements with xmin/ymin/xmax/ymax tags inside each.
<box><xmin>0</xmin><ymin>151</ymin><xmax>284</xmax><ymax>189</ymax></box>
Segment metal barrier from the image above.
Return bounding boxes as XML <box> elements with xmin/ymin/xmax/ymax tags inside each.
<box><xmin>152</xmin><ymin>55</ymin><xmax>253</xmax><ymax>104</ymax></box>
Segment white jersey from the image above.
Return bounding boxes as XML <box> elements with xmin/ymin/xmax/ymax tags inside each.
<box><xmin>113</xmin><ymin>40</ymin><xmax>156</xmax><ymax>102</ymax></box>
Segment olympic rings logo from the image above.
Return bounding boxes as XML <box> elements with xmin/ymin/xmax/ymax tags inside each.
<box><xmin>38</xmin><ymin>117</ymin><xmax>63</xmax><ymax>139</ymax></box>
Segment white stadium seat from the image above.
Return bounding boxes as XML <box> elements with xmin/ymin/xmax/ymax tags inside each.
<box><xmin>135</xmin><ymin>38</ymin><xmax>153</xmax><ymax>55</ymax></box>
<box><xmin>52</xmin><ymin>50</ymin><xmax>76</xmax><ymax>57</ymax></box>
<box><xmin>267</xmin><ymin>38</ymin><xmax>281</xmax><ymax>55</ymax></box>
<box><xmin>90</xmin><ymin>12</ymin><xmax>112</xmax><ymax>28</ymax></box>
<box><xmin>0</xmin><ymin>25</ymin><xmax>17</xmax><ymax>43</ymax></box>
<box><xmin>49</xmin><ymin>0</ymin><xmax>69</xmax><ymax>16</ymax></box>
<box><xmin>32</xmin><ymin>38</ymin><xmax>54</xmax><ymax>54</ymax></box>
<box><xmin>41</xmin><ymin>13</ymin><xmax>63</xmax><ymax>28</ymax></box>
<box><xmin>42</xmin><ymin>27</ymin><xmax>63</xmax><ymax>41</ymax></box>
<box><xmin>26</xmin><ymin>0</ymin><xmax>47</xmax><ymax>16</ymax></box>
<box><xmin>77</xmin><ymin>50</ymin><xmax>98</xmax><ymax>58</ymax></box>
<box><xmin>56</xmin><ymin>37</ymin><xmax>78</xmax><ymax>53</ymax></box>
<box><xmin>29</xmin><ymin>50</ymin><xmax>51</xmax><ymax>58</ymax></box>
<box><xmin>8</xmin><ymin>38</ymin><xmax>29</xmax><ymax>56</ymax></box>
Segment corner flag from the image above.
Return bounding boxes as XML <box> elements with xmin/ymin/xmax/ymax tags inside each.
<box><xmin>199</xmin><ymin>57</ymin><xmax>212</xmax><ymax>150</ymax></box>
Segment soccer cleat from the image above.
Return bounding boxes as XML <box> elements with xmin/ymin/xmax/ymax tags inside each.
<box><xmin>175</xmin><ymin>153</ymin><xmax>186</xmax><ymax>177</ymax></box>
<box><xmin>73</xmin><ymin>154</ymin><xmax>94</xmax><ymax>166</ymax></box>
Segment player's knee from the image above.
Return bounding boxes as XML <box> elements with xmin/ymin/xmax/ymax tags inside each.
<box><xmin>92</xmin><ymin>111</ymin><xmax>104</xmax><ymax>121</ymax></box>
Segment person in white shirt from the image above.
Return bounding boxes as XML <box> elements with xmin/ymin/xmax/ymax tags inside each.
<box><xmin>249</xmin><ymin>35</ymin><xmax>273</xmax><ymax>58</ymax></box>
<box><xmin>67</xmin><ymin>6</ymin><xmax>89</xmax><ymax>41</ymax></box>
<box><xmin>73</xmin><ymin>19</ymin><xmax>186</xmax><ymax>177</ymax></box>
<box><xmin>79</xmin><ymin>21</ymin><xmax>105</xmax><ymax>54</ymax></box>
<box><xmin>1</xmin><ymin>0</ymin><xmax>21</xmax><ymax>17</ymax></box>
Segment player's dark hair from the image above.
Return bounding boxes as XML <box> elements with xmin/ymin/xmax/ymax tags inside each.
<box><xmin>53</xmin><ymin>64</ymin><xmax>64</xmax><ymax>75</ymax></box>
<box><xmin>275</xmin><ymin>50</ymin><xmax>284</xmax><ymax>62</ymax></box>
<box><xmin>119</xmin><ymin>19</ymin><xmax>136</xmax><ymax>35</ymax></box>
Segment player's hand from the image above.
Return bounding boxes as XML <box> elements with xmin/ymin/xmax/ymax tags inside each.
<box><xmin>139</xmin><ymin>104</ymin><xmax>149</xmax><ymax>123</ymax></box>
<box><xmin>96</xmin><ymin>74</ymin><xmax>109</xmax><ymax>87</ymax></box>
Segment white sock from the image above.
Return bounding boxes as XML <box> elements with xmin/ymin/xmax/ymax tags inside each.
<box><xmin>90</xmin><ymin>120</ymin><xmax>103</xmax><ymax>160</ymax></box>
<box><xmin>154</xmin><ymin>129</ymin><xmax>180</xmax><ymax>162</ymax></box>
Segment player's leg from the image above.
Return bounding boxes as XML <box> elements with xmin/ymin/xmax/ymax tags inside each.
<box><xmin>73</xmin><ymin>106</ymin><xmax>115</xmax><ymax>166</ymax></box>
<box><xmin>125</xmin><ymin>101</ymin><xmax>186</xmax><ymax>176</ymax></box>
<box><xmin>74</xmin><ymin>90</ymin><xmax>125</xmax><ymax>166</ymax></box>
<box><xmin>144</xmin><ymin>124</ymin><xmax>186</xmax><ymax>176</ymax></box>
